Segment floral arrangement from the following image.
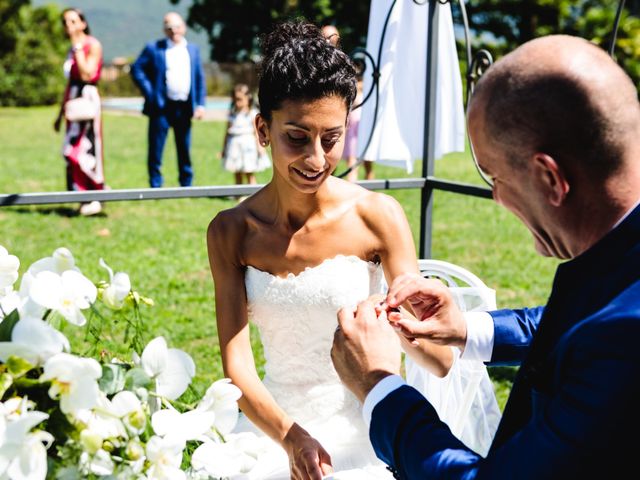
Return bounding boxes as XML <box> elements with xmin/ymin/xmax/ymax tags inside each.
<box><xmin>0</xmin><ymin>245</ymin><xmax>262</xmax><ymax>479</ymax></box>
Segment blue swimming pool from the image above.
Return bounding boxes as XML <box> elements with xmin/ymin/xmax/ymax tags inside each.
<box><xmin>102</xmin><ymin>97</ymin><xmax>230</xmax><ymax>112</ymax></box>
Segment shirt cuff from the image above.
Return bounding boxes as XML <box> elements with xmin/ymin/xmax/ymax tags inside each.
<box><xmin>362</xmin><ymin>374</ymin><xmax>406</xmax><ymax>427</ymax></box>
<box><xmin>461</xmin><ymin>311</ymin><xmax>494</xmax><ymax>361</ymax></box>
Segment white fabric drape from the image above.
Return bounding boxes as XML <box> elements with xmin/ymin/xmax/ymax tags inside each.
<box><xmin>357</xmin><ymin>0</ymin><xmax>465</xmax><ymax>173</ymax></box>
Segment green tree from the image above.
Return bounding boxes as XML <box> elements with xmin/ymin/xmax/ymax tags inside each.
<box><xmin>0</xmin><ymin>0</ymin><xmax>67</xmax><ymax>106</ymax></box>
<box><xmin>171</xmin><ymin>0</ymin><xmax>371</xmax><ymax>62</ymax></box>
<box><xmin>459</xmin><ymin>0</ymin><xmax>640</xmax><ymax>88</ymax></box>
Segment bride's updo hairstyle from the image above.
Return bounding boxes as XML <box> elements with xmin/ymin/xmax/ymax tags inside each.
<box><xmin>257</xmin><ymin>19</ymin><xmax>357</xmax><ymax>123</ymax></box>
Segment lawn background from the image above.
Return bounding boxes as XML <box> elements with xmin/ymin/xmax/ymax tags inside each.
<box><xmin>0</xmin><ymin>106</ymin><xmax>560</xmax><ymax>410</ymax></box>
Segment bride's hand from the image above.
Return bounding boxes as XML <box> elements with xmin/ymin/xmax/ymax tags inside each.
<box><xmin>284</xmin><ymin>423</ymin><xmax>333</xmax><ymax>480</ymax></box>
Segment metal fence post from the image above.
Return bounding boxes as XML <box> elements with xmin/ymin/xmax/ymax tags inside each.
<box><xmin>419</xmin><ymin>0</ymin><xmax>441</xmax><ymax>259</ymax></box>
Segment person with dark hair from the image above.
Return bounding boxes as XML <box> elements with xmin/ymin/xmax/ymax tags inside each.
<box><xmin>332</xmin><ymin>34</ymin><xmax>640</xmax><ymax>479</ymax></box>
<box><xmin>207</xmin><ymin>19</ymin><xmax>496</xmax><ymax>479</ymax></box>
<box><xmin>53</xmin><ymin>7</ymin><xmax>104</xmax><ymax>216</ymax></box>
<box><xmin>130</xmin><ymin>12</ymin><xmax>206</xmax><ymax>188</ymax></box>
<box><xmin>220</xmin><ymin>83</ymin><xmax>270</xmax><ymax>195</ymax></box>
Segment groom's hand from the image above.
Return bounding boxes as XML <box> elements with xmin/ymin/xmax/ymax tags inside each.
<box><xmin>386</xmin><ymin>273</ymin><xmax>467</xmax><ymax>350</ymax></box>
<box><xmin>331</xmin><ymin>296</ymin><xmax>402</xmax><ymax>403</ymax></box>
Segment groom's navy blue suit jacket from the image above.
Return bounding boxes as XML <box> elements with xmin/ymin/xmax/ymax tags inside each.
<box><xmin>130</xmin><ymin>38</ymin><xmax>206</xmax><ymax>117</ymax></box>
<box><xmin>371</xmin><ymin>204</ymin><xmax>640</xmax><ymax>479</ymax></box>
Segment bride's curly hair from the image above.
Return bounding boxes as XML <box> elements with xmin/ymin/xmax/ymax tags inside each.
<box><xmin>257</xmin><ymin>19</ymin><xmax>357</xmax><ymax>123</ymax></box>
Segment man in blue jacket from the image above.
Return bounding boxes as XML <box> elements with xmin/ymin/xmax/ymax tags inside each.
<box><xmin>131</xmin><ymin>12</ymin><xmax>206</xmax><ymax>188</ymax></box>
<box><xmin>332</xmin><ymin>34</ymin><xmax>640</xmax><ymax>479</ymax></box>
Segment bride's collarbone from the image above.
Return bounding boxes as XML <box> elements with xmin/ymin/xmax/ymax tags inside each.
<box><xmin>246</xmin><ymin>193</ymin><xmax>362</xmax><ymax>233</ymax></box>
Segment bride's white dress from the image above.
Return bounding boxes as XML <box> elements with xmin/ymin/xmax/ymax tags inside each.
<box><xmin>234</xmin><ymin>255</ymin><xmax>499</xmax><ymax>479</ymax></box>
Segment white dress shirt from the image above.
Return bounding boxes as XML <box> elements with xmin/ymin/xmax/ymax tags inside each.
<box><xmin>165</xmin><ymin>38</ymin><xmax>191</xmax><ymax>101</ymax></box>
<box><xmin>362</xmin><ymin>311</ymin><xmax>494</xmax><ymax>426</ymax></box>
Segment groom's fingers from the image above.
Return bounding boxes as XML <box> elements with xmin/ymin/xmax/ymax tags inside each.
<box><xmin>336</xmin><ymin>306</ymin><xmax>356</xmax><ymax>333</ymax></box>
<box><xmin>394</xmin><ymin>317</ymin><xmax>437</xmax><ymax>340</ymax></box>
<box><xmin>387</xmin><ymin>277</ymin><xmax>446</xmax><ymax>312</ymax></box>
<box><xmin>303</xmin><ymin>455</ymin><xmax>324</xmax><ymax>480</ymax></box>
<box><xmin>385</xmin><ymin>273</ymin><xmax>420</xmax><ymax>306</ymax></box>
<box><xmin>319</xmin><ymin>449</ymin><xmax>333</xmax><ymax>476</ymax></box>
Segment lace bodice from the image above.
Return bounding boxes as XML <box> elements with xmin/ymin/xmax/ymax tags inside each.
<box><xmin>245</xmin><ymin>255</ymin><xmax>385</xmax><ymax>427</ymax></box>
<box><xmin>236</xmin><ymin>255</ymin><xmax>497</xmax><ymax>478</ymax></box>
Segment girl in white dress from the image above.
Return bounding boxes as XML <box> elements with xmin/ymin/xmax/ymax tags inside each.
<box><xmin>221</xmin><ymin>83</ymin><xmax>271</xmax><ymax>187</ymax></box>
<box><xmin>207</xmin><ymin>20</ymin><xmax>496</xmax><ymax>480</ymax></box>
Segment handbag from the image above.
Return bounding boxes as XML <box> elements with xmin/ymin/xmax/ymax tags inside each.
<box><xmin>65</xmin><ymin>85</ymin><xmax>100</xmax><ymax>122</ymax></box>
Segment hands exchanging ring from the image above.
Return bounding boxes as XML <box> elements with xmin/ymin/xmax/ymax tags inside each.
<box><xmin>331</xmin><ymin>274</ymin><xmax>468</xmax><ymax>402</ymax></box>
<box><xmin>331</xmin><ymin>295</ymin><xmax>402</xmax><ymax>403</ymax></box>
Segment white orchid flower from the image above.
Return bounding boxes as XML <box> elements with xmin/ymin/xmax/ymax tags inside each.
<box><xmin>0</xmin><ymin>246</ymin><xmax>19</xmax><ymax>294</ymax></box>
<box><xmin>145</xmin><ymin>434</ymin><xmax>186</xmax><ymax>480</ymax></box>
<box><xmin>18</xmin><ymin>247</ymin><xmax>78</xmax><ymax>297</ymax></box>
<box><xmin>0</xmin><ymin>316</ymin><xmax>70</xmax><ymax>366</ymax></box>
<box><xmin>4</xmin><ymin>430</ymin><xmax>52</xmax><ymax>480</ymax></box>
<box><xmin>0</xmin><ymin>290</ymin><xmax>21</xmax><ymax>320</ymax></box>
<box><xmin>18</xmin><ymin>247</ymin><xmax>80</xmax><ymax>319</ymax></box>
<box><xmin>151</xmin><ymin>406</ymin><xmax>216</xmax><ymax>442</ymax></box>
<box><xmin>0</xmin><ymin>403</ymin><xmax>52</xmax><ymax>480</ymax></box>
<box><xmin>41</xmin><ymin>353</ymin><xmax>102</xmax><ymax>415</ymax></box>
<box><xmin>79</xmin><ymin>448</ymin><xmax>115</xmax><ymax>477</ymax></box>
<box><xmin>196</xmin><ymin>378</ymin><xmax>242</xmax><ymax>435</ymax></box>
<box><xmin>0</xmin><ymin>397</ymin><xmax>32</xmax><ymax>421</ymax></box>
<box><xmin>191</xmin><ymin>433</ymin><xmax>263</xmax><ymax>479</ymax></box>
<box><xmin>98</xmin><ymin>259</ymin><xmax>131</xmax><ymax>310</ymax></box>
<box><xmin>74</xmin><ymin>392</ymin><xmax>127</xmax><ymax>450</ymax></box>
<box><xmin>141</xmin><ymin>337</ymin><xmax>195</xmax><ymax>401</ymax></box>
<box><xmin>110</xmin><ymin>390</ymin><xmax>146</xmax><ymax>434</ymax></box>
<box><xmin>29</xmin><ymin>270</ymin><xmax>97</xmax><ymax>326</ymax></box>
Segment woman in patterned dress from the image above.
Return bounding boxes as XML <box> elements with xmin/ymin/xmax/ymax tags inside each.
<box><xmin>54</xmin><ymin>7</ymin><xmax>104</xmax><ymax>216</ymax></box>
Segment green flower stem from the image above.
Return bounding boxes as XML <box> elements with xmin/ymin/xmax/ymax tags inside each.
<box><xmin>13</xmin><ymin>377</ymin><xmax>45</xmax><ymax>388</ymax></box>
<box><xmin>150</xmin><ymin>392</ymin><xmax>196</xmax><ymax>411</ymax></box>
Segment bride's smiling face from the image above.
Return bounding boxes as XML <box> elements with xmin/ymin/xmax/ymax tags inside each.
<box><xmin>256</xmin><ymin>95</ymin><xmax>348</xmax><ymax>193</ymax></box>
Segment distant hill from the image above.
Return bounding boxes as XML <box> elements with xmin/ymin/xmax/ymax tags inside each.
<box><xmin>33</xmin><ymin>0</ymin><xmax>211</xmax><ymax>62</ymax></box>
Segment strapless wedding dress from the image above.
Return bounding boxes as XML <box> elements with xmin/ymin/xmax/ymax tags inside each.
<box><xmin>236</xmin><ymin>255</ymin><xmax>393</xmax><ymax>479</ymax></box>
<box><xmin>234</xmin><ymin>255</ymin><xmax>499</xmax><ymax>479</ymax></box>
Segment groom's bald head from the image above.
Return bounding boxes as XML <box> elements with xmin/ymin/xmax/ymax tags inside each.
<box><xmin>468</xmin><ymin>35</ymin><xmax>640</xmax><ymax>177</ymax></box>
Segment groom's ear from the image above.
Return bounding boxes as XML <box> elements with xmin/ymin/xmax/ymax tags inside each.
<box><xmin>255</xmin><ymin>114</ymin><xmax>270</xmax><ymax>145</ymax></box>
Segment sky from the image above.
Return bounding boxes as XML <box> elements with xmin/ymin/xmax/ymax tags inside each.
<box><xmin>32</xmin><ymin>0</ymin><xmax>211</xmax><ymax>62</ymax></box>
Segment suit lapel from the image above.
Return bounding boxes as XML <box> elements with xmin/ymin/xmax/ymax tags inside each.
<box><xmin>491</xmin><ymin>302</ymin><xmax>557</xmax><ymax>448</ymax></box>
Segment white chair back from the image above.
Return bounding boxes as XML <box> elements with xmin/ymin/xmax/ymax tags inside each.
<box><xmin>405</xmin><ymin>259</ymin><xmax>501</xmax><ymax>456</ymax></box>
<box><xmin>417</xmin><ymin>259</ymin><xmax>497</xmax><ymax>311</ymax></box>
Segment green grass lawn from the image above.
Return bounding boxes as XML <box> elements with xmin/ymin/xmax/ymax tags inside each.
<box><xmin>0</xmin><ymin>106</ymin><xmax>560</xmax><ymax>410</ymax></box>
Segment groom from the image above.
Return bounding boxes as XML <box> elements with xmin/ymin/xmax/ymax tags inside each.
<box><xmin>332</xmin><ymin>34</ymin><xmax>640</xmax><ymax>478</ymax></box>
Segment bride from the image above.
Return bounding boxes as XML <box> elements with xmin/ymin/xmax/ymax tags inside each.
<box><xmin>207</xmin><ymin>20</ymin><xmax>497</xmax><ymax>480</ymax></box>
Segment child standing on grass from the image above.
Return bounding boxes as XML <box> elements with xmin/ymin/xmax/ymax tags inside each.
<box><xmin>220</xmin><ymin>84</ymin><xmax>270</xmax><ymax>195</ymax></box>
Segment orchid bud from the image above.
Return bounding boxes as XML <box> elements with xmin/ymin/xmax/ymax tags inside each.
<box><xmin>125</xmin><ymin>440</ymin><xmax>144</xmax><ymax>461</ymax></box>
<box><xmin>80</xmin><ymin>430</ymin><xmax>103</xmax><ymax>455</ymax></box>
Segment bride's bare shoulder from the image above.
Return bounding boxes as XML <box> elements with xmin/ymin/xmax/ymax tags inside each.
<box><xmin>206</xmin><ymin>189</ymin><xmax>273</xmax><ymax>253</ymax></box>
<box><xmin>352</xmin><ymin>186</ymin><xmax>407</xmax><ymax>227</ymax></box>
<box><xmin>207</xmin><ymin>202</ymin><xmax>251</xmax><ymax>253</ymax></box>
